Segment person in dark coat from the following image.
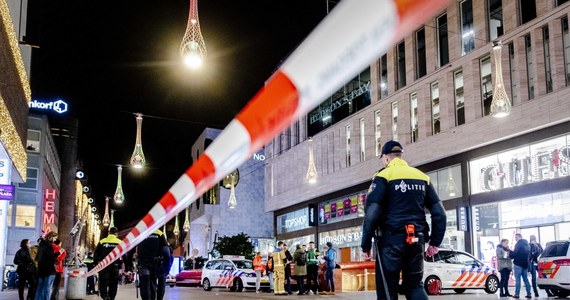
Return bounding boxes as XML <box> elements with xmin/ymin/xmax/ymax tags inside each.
<box><xmin>510</xmin><ymin>233</ymin><xmax>532</xmax><ymax>298</ymax></box>
<box><xmin>14</xmin><ymin>239</ymin><xmax>37</xmax><ymax>300</ymax></box>
<box><xmin>283</xmin><ymin>244</ymin><xmax>293</xmax><ymax>295</ymax></box>
<box><xmin>136</xmin><ymin>229</ymin><xmax>169</xmax><ymax>300</ymax></box>
<box><xmin>35</xmin><ymin>232</ymin><xmax>60</xmax><ymax>300</ymax></box>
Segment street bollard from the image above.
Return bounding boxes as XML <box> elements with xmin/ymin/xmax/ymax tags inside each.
<box><xmin>65</xmin><ymin>267</ymin><xmax>87</xmax><ymax>299</ymax></box>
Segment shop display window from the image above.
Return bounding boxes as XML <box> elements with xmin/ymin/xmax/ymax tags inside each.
<box><xmin>470</xmin><ymin>134</ymin><xmax>570</xmax><ymax>194</ymax></box>
<box><xmin>15</xmin><ymin>205</ymin><xmax>36</xmax><ymax>227</ymax></box>
<box><xmin>318</xmin><ymin>191</ymin><xmax>366</xmax><ymax>225</ymax></box>
<box><xmin>277</xmin><ymin>208</ymin><xmax>310</xmax><ymax>234</ymax></box>
<box><xmin>319</xmin><ymin>226</ymin><xmax>366</xmax><ymax>262</ymax></box>
<box><xmin>425</xmin><ymin>164</ymin><xmax>462</xmax><ymax>200</ymax></box>
<box><xmin>472</xmin><ymin>190</ymin><xmax>570</xmax><ymax>264</ymax></box>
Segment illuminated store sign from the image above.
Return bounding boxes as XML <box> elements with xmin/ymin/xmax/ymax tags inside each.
<box><xmin>456</xmin><ymin>206</ymin><xmax>469</xmax><ymax>231</ymax></box>
<box><xmin>43</xmin><ymin>189</ymin><xmax>57</xmax><ymax>234</ymax></box>
<box><xmin>29</xmin><ymin>99</ymin><xmax>68</xmax><ymax>114</ymax></box>
<box><xmin>277</xmin><ymin>206</ymin><xmax>317</xmax><ymax>234</ymax></box>
<box><xmin>0</xmin><ymin>184</ymin><xmax>14</xmax><ymax>201</ymax></box>
<box><xmin>319</xmin><ymin>226</ymin><xmax>363</xmax><ymax>248</ymax></box>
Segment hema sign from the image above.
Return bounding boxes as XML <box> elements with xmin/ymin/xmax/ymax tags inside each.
<box><xmin>29</xmin><ymin>99</ymin><xmax>68</xmax><ymax>114</ymax></box>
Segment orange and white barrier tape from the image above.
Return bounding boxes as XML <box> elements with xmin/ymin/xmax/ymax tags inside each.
<box><xmin>87</xmin><ymin>0</ymin><xmax>451</xmax><ymax>276</ymax></box>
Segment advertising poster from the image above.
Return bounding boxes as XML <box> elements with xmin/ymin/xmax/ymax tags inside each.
<box><xmin>337</xmin><ymin>200</ymin><xmax>344</xmax><ymax>217</ymax></box>
<box><xmin>351</xmin><ymin>196</ymin><xmax>358</xmax><ymax>214</ymax></box>
<box><xmin>325</xmin><ymin>204</ymin><xmax>331</xmax><ymax>220</ymax></box>
<box><xmin>331</xmin><ymin>202</ymin><xmax>337</xmax><ymax>219</ymax></box>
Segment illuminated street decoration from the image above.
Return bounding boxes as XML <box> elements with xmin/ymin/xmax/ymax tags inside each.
<box><xmin>130</xmin><ymin>113</ymin><xmax>146</xmax><ymax>169</ymax></box>
<box><xmin>113</xmin><ymin>165</ymin><xmax>125</xmax><ymax>204</ymax></box>
<box><xmin>490</xmin><ymin>41</ymin><xmax>511</xmax><ymax>118</ymax></box>
<box><xmin>183</xmin><ymin>207</ymin><xmax>190</xmax><ymax>232</ymax></box>
<box><xmin>306</xmin><ymin>137</ymin><xmax>318</xmax><ymax>184</ymax></box>
<box><xmin>180</xmin><ymin>0</ymin><xmax>206</xmax><ymax>68</ymax></box>
<box><xmin>228</xmin><ymin>174</ymin><xmax>237</xmax><ymax>209</ymax></box>
<box><xmin>173</xmin><ymin>214</ymin><xmax>180</xmax><ymax>236</ymax></box>
<box><xmin>110</xmin><ymin>209</ymin><xmax>116</xmax><ymax>228</ymax></box>
<box><xmin>102</xmin><ymin>197</ymin><xmax>110</xmax><ymax>227</ymax></box>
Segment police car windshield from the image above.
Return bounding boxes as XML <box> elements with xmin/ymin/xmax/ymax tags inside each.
<box><xmin>232</xmin><ymin>260</ymin><xmax>253</xmax><ymax>269</ymax></box>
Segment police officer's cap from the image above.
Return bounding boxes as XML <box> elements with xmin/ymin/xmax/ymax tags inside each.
<box><xmin>109</xmin><ymin>227</ymin><xmax>118</xmax><ymax>234</ymax></box>
<box><xmin>381</xmin><ymin>140</ymin><xmax>403</xmax><ymax>156</ymax></box>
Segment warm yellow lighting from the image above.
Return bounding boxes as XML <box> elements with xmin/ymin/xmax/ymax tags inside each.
<box><xmin>184</xmin><ymin>52</ymin><xmax>203</xmax><ymax>69</ymax></box>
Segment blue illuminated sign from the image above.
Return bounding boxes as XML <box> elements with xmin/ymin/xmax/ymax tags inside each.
<box><xmin>29</xmin><ymin>99</ymin><xmax>68</xmax><ymax>114</ymax></box>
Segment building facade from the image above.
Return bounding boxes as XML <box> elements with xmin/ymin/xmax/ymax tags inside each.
<box><xmin>1</xmin><ymin>0</ymin><xmax>32</xmax><ymax>288</ymax></box>
<box><xmin>186</xmin><ymin>128</ymin><xmax>274</xmax><ymax>258</ymax></box>
<box><xmin>266</xmin><ymin>0</ymin><xmax>570</xmax><ymax>269</ymax></box>
<box><xmin>6</xmin><ymin>114</ymin><xmax>61</xmax><ymax>264</ymax></box>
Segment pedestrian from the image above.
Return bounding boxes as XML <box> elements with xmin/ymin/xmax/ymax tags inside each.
<box><xmin>50</xmin><ymin>239</ymin><xmax>66</xmax><ymax>300</ymax></box>
<box><xmin>94</xmin><ymin>227</ymin><xmax>122</xmax><ymax>300</ymax></box>
<box><xmin>266</xmin><ymin>251</ymin><xmax>274</xmax><ymax>293</ymax></box>
<box><xmin>361</xmin><ymin>140</ymin><xmax>447</xmax><ymax>300</ymax></box>
<box><xmin>14</xmin><ymin>239</ymin><xmax>37</xmax><ymax>300</ymax></box>
<box><xmin>321</xmin><ymin>242</ymin><xmax>336</xmax><ymax>295</ymax></box>
<box><xmin>252</xmin><ymin>252</ymin><xmax>265</xmax><ymax>293</ymax></box>
<box><xmin>528</xmin><ymin>235</ymin><xmax>544</xmax><ymax>297</ymax></box>
<box><xmin>496</xmin><ymin>239</ymin><xmax>513</xmax><ymax>297</ymax></box>
<box><xmin>306</xmin><ymin>241</ymin><xmax>320</xmax><ymax>295</ymax></box>
<box><xmin>293</xmin><ymin>244</ymin><xmax>307</xmax><ymax>295</ymax></box>
<box><xmin>283</xmin><ymin>243</ymin><xmax>293</xmax><ymax>295</ymax></box>
<box><xmin>35</xmin><ymin>232</ymin><xmax>59</xmax><ymax>300</ymax></box>
<box><xmin>84</xmin><ymin>252</ymin><xmax>96</xmax><ymax>295</ymax></box>
<box><xmin>136</xmin><ymin>229</ymin><xmax>169</xmax><ymax>300</ymax></box>
<box><xmin>271</xmin><ymin>241</ymin><xmax>287</xmax><ymax>295</ymax></box>
<box><xmin>510</xmin><ymin>233</ymin><xmax>532</xmax><ymax>299</ymax></box>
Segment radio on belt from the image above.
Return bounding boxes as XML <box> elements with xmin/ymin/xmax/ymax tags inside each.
<box><xmin>405</xmin><ymin>224</ymin><xmax>418</xmax><ymax>244</ymax></box>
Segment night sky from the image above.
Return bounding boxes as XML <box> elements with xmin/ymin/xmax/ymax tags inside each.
<box><xmin>29</xmin><ymin>0</ymin><xmax>327</xmax><ymax>227</ymax></box>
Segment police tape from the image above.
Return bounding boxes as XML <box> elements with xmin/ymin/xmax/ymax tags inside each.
<box><xmin>85</xmin><ymin>0</ymin><xmax>451</xmax><ymax>277</ymax></box>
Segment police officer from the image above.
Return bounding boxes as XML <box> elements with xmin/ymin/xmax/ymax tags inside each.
<box><xmin>94</xmin><ymin>227</ymin><xmax>122</xmax><ymax>300</ymax></box>
<box><xmin>361</xmin><ymin>141</ymin><xmax>446</xmax><ymax>300</ymax></box>
<box><xmin>84</xmin><ymin>252</ymin><xmax>96</xmax><ymax>295</ymax></box>
<box><xmin>136</xmin><ymin>229</ymin><xmax>169</xmax><ymax>300</ymax></box>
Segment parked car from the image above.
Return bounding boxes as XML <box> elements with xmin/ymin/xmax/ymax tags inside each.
<box><xmin>175</xmin><ymin>257</ymin><xmax>206</xmax><ymax>287</ymax></box>
<box><xmin>201</xmin><ymin>255</ymin><xmax>270</xmax><ymax>292</ymax></box>
<box><xmin>166</xmin><ymin>274</ymin><xmax>176</xmax><ymax>288</ymax></box>
<box><xmin>421</xmin><ymin>249</ymin><xmax>499</xmax><ymax>295</ymax></box>
<box><xmin>538</xmin><ymin>239</ymin><xmax>570</xmax><ymax>298</ymax></box>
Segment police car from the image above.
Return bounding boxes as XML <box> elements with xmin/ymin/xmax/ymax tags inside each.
<box><xmin>201</xmin><ymin>256</ymin><xmax>270</xmax><ymax>292</ymax></box>
<box><xmin>422</xmin><ymin>249</ymin><xmax>499</xmax><ymax>295</ymax></box>
<box><xmin>537</xmin><ymin>239</ymin><xmax>570</xmax><ymax>298</ymax></box>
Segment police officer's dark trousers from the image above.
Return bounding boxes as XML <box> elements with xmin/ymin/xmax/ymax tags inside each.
<box><xmin>376</xmin><ymin>233</ymin><xmax>428</xmax><ymax>300</ymax></box>
<box><xmin>99</xmin><ymin>265</ymin><xmax>120</xmax><ymax>300</ymax></box>
<box><xmin>138</xmin><ymin>261</ymin><xmax>159</xmax><ymax>300</ymax></box>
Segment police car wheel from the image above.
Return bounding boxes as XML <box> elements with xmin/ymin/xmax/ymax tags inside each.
<box><xmin>424</xmin><ymin>275</ymin><xmax>441</xmax><ymax>295</ymax></box>
<box><xmin>233</xmin><ymin>278</ymin><xmax>244</xmax><ymax>292</ymax></box>
<box><xmin>202</xmin><ymin>278</ymin><xmax>212</xmax><ymax>291</ymax></box>
<box><xmin>484</xmin><ymin>275</ymin><xmax>499</xmax><ymax>294</ymax></box>
<box><xmin>453</xmin><ymin>288</ymin><xmax>466</xmax><ymax>294</ymax></box>
<box><xmin>552</xmin><ymin>290</ymin><xmax>570</xmax><ymax>298</ymax></box>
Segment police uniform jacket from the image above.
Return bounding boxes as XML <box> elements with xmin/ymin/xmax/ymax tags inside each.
<box><xmin>361</xmin><ymin>158</ymin><xmax>446</xmax><ymax>252</ymax></box>
<box><xmin>136</xmin><ymin>230</ymin><xmax>168</xmax><ymax>264</ymax></box>
<box><xmin>94</xmin><ymin>234</ymin><xmax>123</xmax><ymax>268</ymax></box>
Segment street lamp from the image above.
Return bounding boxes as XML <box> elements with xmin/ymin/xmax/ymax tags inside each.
<box><xmin>180</xmin><ymin>0</ymin><xmax>207</xmax><ymax>69</ymax></box>
<box><xmin>130</xmin><ymin>113</ymin><xmax>146</xmax><ymax>169</ymax></box>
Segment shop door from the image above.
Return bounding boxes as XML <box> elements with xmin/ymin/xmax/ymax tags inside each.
<box><xmin>520</xmin><ymin>225</ymin><xmax>555</xmax><ymax>246</ymax></box>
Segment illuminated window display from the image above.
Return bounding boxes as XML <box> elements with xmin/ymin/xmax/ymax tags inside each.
<box><xmin>318</xmin><ymin>191</ymin><xmax>365</xmax><ymax>225</ymax></box>
<box><xmin>470</xmin><ymin>134</ymin><xmax>570</xmax><ymax>194</ymax></box>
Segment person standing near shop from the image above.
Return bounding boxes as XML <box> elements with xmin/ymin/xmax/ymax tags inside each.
<box><xmin>14</xmin><ymin>239</ymin><xmax>37</xmax><ymax>300</ymax></box>
<box><xmin>361</xmin><ymin>140</ymin><xmax>447</xmax><ymax>300</ymax></box>
<box><xmin>50</xmin><ymin>239</ymin><xmax>66</xmax><ymax>300</ymax></box>
<box><xmin>266</xmin><ymin>250</ymin><xmax>274</xmax><ymax>293</ymax></box>
<box><xmin>136</xmin><ymin>229</ymin><xmax>169</xmax><ymax>300</ymax></box>
<box><xmin>35</xmin><ymin>232</ymin><xmax>60</xmax><ymax>300</ymax></box>
<box><xmin>306</xmin><ymin>241</ymin><xmax>320</xmax><ymax>295</ymax></box>
<box><xmin>94</xmin><ymin>227</ymin><xmax>122</xmax><ymax>300</ymax></box>
<box><xmin>293</xmin><ymin>245</ymin><xmax>307</xmax><ymax>295</ymax></box>
<box><xmin>283</xmin><ymin>243</ymin><xmax>293</xmax><ymax>295</ymax></box>
<box><xmin>510</xmin><ymin>233</ymin><xmax>532</xmax><ymax>299</ymax></box>
<box><xmin>496</xmin><ymin>239</ymin><xmax>513</xmax><ymax>297</ymax></box>
<box><xmin>253</xmin><ymin>252</ymin><xmax>265</xmax><ymax>293</ymax></box>
<box><xmin>529</xmin><ymin>235</ymin><xmax>544</xmax><ymax>298</ymax></box>
<box><xmin>322</xmin><ymin>242</ymin><xmax>337</xmax><ymax>295</ymax></box>
<box><xmin>272</xmin><ymin>242</ymin><xmax>287</xmax><ymax>295</ymax></box>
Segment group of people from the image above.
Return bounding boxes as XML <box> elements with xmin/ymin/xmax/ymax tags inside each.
<box><xmin>496</xmin><ymin>233</ymin><xmax>552</xmax><ymax>298</ymax></box>
<box><xmin>13</xmin><ymin>231</ymin><xmax>67</xmax><ymax>300</ymax></box>
<box><xmin>253</xmin><ymin>240</ymin><xmax>337</xmax><ymax>296</ymax></box>
<box><xmin>93</xmin><ymin>227</ymin><xmax>173</xmax><ymax>300</ymax></box>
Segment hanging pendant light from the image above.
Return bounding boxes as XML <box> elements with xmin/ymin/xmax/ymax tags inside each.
<box><xmin>447</xmin><ymin>169</ymin><xmax>457</xmax><ymax>197</ymax></box>
<box><xmin>491</xmin><ymin>41</ymin><xmax>511</xmax><ymax>118</ymax></box>
<box><xmin>130</xmin><ymin>113</ymin><xmax>146</xmax><ymax>169</ymax></box>
<box><xmin>173</xmin><ymin>214</ymin><xmax>180</xmax><ymax>236</ymax></box>
<box><xmin>102</xmin><ymin>197</ymin><xmax>111</xmax><ymax>227</ymax></box>
<box><xmin>306</xmin><ymin>137</ymin><xmax>318</xmax><ymax>184</ymax></box>
<box><xmin>183</xmin><ymin>207</ymin><xmax>190</xmax><ymax>232</ymax></box>
<box><xmin>227</xmin><ymin>175</ymin><xmax>237</xmax><ymax>209</ymax></box>
<box><xmin>113</xmin><ymin>165</ymin><xmax>125</xmax><ymax>204</ymax></box>
<box><xmin>110</xmin><ymin>209</ymin><xmax>116</xmax><ymax>228</ymax></box>
<box><xmin>180</xmin><ymin>0</ymin><xmax>207</xmax><ymax>69</ymax></box>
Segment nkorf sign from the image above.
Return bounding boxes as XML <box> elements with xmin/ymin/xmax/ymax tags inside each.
<box><xmin>29</xmin><ymin>99</ymin><xmax>68</xmax><ymax>114</ymax></box>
